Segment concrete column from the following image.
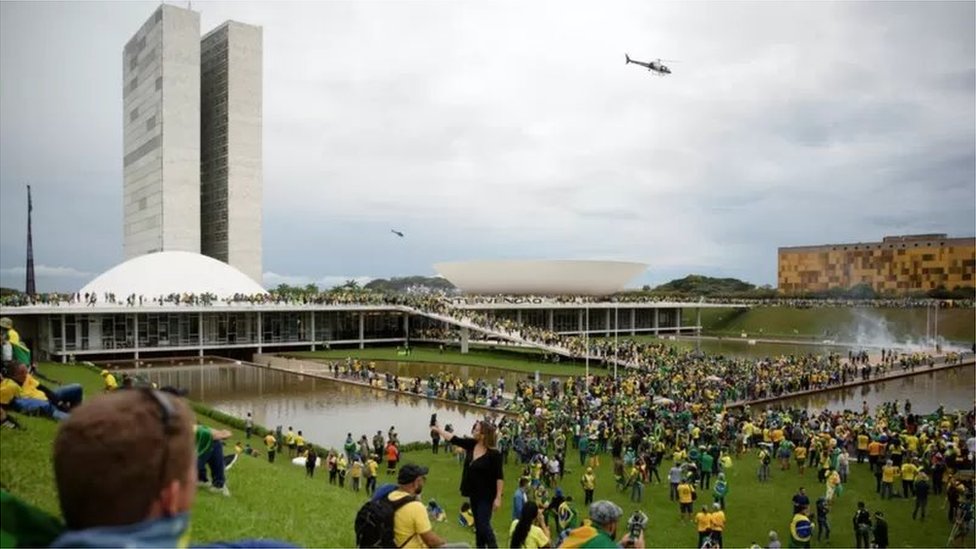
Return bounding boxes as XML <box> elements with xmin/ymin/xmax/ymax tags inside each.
<box><xmin>60</xmin><ymin>315</ymin><xmax>67</xmax><ymax>363</ymax></box>
<box><xmin>605</xmin><ymin>308</ymin><xmax>611</xmax><ymax>337</ymax></box>
<box><xmin>133</xmin><ymin>314</ymin><xmax>140</xmax><ymax>360</ymax></box>
<box><xmin>257</xmin><ymin>311</ymin><xmax>263</xmax><ymax>354</ymax></box>
<box><xmin>578</xmin><ymin>309</ymin><xmax>584</xmax><ymax>333</ymax></box>
<box><xmin>460</xmin><ymin>326</ymin><xmax>470</xmax><ymax>354</ymax></box>
<box><xmin>359</xmin><ymin>312</ymin><xmax>365</xmax><ymax>349</ymax></box>
<box><xmin>403</xmin><ymin>312</ymin><xmax>410</xmax><ymax>345</ymax></box>
<box><xmin>198</xmin><ymin>312</ymin><xmax>204</xmax><ymax>355</ymax></box>
<box><xmin>516</xmin><ymin>310</ymin><xmax>522</xmax><ymax>324</ymax></box>
<box><xmin>676</xmin><ymin>308</ymin><xmax>682</xmax><ymax>333</ymax></box>
<box><xmin>310</xmin><ymin>311</ymin><xmax>316</xmax><ymax>351</ymax></box>
<box><xmin>630</xmin><ymin>308</ymin><xmax>636</xmax><ymax>336</ymax></box>
<box><xmin>547</xmin><ymin>309</ymin><xmax>554</xmax><ymax>331</ymax></box>
<box><xmin>696</xmin><ymin>308</ymin><xmax>702</xmax><ymax>335</ymax></box>
<box><xmin>653</xmin><ymin>308</ymin><xmax>659</xmax><ymax>335</ymax></box>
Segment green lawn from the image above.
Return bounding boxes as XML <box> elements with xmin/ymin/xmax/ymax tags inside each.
<box><xmin>1</xmin><ymin>364</ymin><xmax>964</xmax><ymax>548</ymax></box>
<box><xmin>287</xmin><ymin>344</ymin><xmax>605</xmax><ymax>378</ymax></box>
<box><xmin>686</xmin><ymin>307</ymin><xmax>976</xmax><ymax>343</ymax></box>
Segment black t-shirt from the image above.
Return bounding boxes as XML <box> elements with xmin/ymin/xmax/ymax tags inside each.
<box><xmin>453</xmin><ymin>437</ymin><xmax>504</xmax><ymax>500</ymax></box>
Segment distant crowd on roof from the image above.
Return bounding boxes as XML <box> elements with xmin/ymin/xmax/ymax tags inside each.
<box><xmin>1</xmin><ymin>290</ymin><xmax>972</xmax><ymax>309</ymax></box>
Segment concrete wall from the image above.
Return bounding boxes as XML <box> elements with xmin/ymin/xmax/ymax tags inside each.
<box><xmin>159</xmin><ymin>5</ymin><xmax>201</xmax><ymax>254</ymax></box>
<box><xmin>226</xmin><ymin>22</ymin><xmax>263</xmax><ymax>285</ymax></box>
<box><xmin>123</xmin><ymin>4</ymin><xmax>200</xmax><ymax>259</ymax></box>
<box><xmin>200</xmin><ymin>21</ymin><xmax>263</xmax><ymax>285</ymax></box>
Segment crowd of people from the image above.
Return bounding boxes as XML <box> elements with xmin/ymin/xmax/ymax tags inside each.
<box><xmin>2</xmin><ymin>288</ymin><xmax>972</xmax><ymax>310</ymax></box>
<box><xmin>3</xmin><ymin>307</ymin><xmax>975</xmax><ymax>548</ymax></box>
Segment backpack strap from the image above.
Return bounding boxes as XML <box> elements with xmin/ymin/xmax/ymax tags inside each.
<box><xmin>390</xmin><ymin>495</ymin><xmax>417</xmax><ymax>548</ymax></box>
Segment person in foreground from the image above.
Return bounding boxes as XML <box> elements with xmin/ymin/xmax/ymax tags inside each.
<box><xmin>558</xmin><ymin>500</ymin><xmax>644</xmax><ymax>548</ymax></box>
<box><xmin>431</xmin><ymin>419</ymin><xmax>504</xmax><ymax>548</ymax></box>
<box><xmin>387</xmin><ymin>463</ymin><xmax>451</xmax><ymax>548</ymax></box>
<box><xmin>49</xmin><ymin>389</ymin><xmax>292</xmax><ymax>548</ymax></box>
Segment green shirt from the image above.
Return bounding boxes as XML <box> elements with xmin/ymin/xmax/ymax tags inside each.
<box><xmin>195</xmin><ymin>425</ymin><xmax>213</xmax><ymax>458</ymax></box>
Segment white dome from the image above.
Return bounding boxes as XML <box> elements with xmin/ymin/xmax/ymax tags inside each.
<box><xmin>79</xmin><ymin>251</ymin><xmax>267</xmax><ymax>299</ymax></box>
<box><xmin>434</xmin><ymin>260</ymin><xmax>647</xmax><ymax>296</ymax></box>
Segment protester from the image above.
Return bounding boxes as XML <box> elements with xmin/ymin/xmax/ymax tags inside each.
<box><xmin>387</xmin><ymin>464</ymin><xmax>449</xmax><ymax>548</ymax></box>
<box><xmin>558</xmin><ymin>500</ymin><xmax>643</xmax><ymax>548</ymax></box>
<box><xmin>694</xmin><ymin>505</ymin><xmax>711</xmax><ymax>548</ymax></box>
<box><xmin>0</xmin><ymin>363</ymin><xmax>82</xmax><ymax>421</ymax></box>
<box><xmin>195</xmin><ymin>423</ymin><xmax>233</xmax><ymax>496</ymax></box>
<box><xmin>48</xmin><ymin>390</ymin><xmax>290</xmax><ymax>547</ymax></box>
<box><xmin>872</xmin><ymin>511</ymin><xmax>889</xmax><ymax>548</ymax></box>
<box><xmin>509</xmin><ymin>501</ymin><xmax>550</xmax><ymax>549</ymax></box>
<box><xmin>433</xmin><ymin>420</ymin><xmax>504</xmax><ymax>548</ymax></box>
<box><xmin>788</xmin><ymin>505</ymin><xmax>813</xmax><ymax>548</ymax></box>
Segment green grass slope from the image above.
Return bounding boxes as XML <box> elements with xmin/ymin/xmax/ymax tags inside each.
<box><xmin>1</xmin><ymin>364</ymin><xmax>964</xmax><ymax>548</ymax></box>
<box><xmin>688</xmin><ymin>307</ymin><xmax>976</xmax><ymax>344</ymax></box>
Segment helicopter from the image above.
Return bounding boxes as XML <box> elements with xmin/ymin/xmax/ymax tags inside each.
<box><xmin>625</xmin><ymin>54</ymin><xmax>673</xmax><ymax>75</ymax></box>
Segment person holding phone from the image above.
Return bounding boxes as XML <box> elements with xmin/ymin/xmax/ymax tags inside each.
<box><xmin>432</xmin><ymin>419</ymin><xmax>504</xmax><ymax>548</ymax></box>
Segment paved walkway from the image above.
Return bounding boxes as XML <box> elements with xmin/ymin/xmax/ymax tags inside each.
<box><xmin>727</xmin><ymin>353</ymin><xmax>975</xmax><ymax>408</ymax></box>
<box><xmin>251</xmin><ymin>354</ymin><xmax>518</xmax><ymax>416</ymax></box>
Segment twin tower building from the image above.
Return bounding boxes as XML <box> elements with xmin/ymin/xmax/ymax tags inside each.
<box><xmin>123</xmin><ymin>4</ymin><xmax>262</xmax><ymax>283</ymax></box>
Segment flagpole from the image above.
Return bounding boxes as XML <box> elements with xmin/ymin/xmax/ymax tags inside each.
<box><xmin>25</xmin><ymin>184</ymin><xmax>36</xmax><ymax>296</ymax></box>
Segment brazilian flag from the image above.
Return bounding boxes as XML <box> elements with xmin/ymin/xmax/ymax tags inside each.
<box><xmin>11</xmin><ymin>341</ymin><xmax>30</xmax><ymax>366</ymax></box>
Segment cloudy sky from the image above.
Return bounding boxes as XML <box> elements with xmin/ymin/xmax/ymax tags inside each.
<box><xmin>1</xmin><ymin>1</ymin><xmax>973</xmax><ymax>292</ymax></box>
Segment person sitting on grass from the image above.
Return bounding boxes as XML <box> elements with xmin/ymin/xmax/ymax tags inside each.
<box><xmin>48</xmin><ymin>390</ymin><xmax>292</xmax><ymax>547</ymax></box>
<box><xmin>427</xmin><ymin>499</ymin><xmax>447</xmax><ymax>522</ymax></box>
<box><xmin>0</xmin><ymin>363</ymin><xmax>82</xmax><ymax>421</ymax></box>
<box><xmin>100</xmin><ymin>370</ymin><xmax>119</xmax><ymax>391</ymax></box>
<box><xmin>459</xmin><ymin>502</ymin><xmax>475</xmax><ymax>529</ymax></box>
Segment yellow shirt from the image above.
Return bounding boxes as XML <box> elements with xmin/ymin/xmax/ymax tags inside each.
<box><xmin>5</xmin><ymin>327</ymin><xmax>21</xmax><ymax>346</ymax></box>
<box><xmin>857</xmin><ymin>434</ymin><xmax>869</xmax><ymax>450</ymax></box>
<box><xmin>882</xmin><ymin>464</ymin><xmax>898</xmax><ymax>483</ymax></box>
<box><xmin>794</xmin><ymin>447</ymin><xmax>807</xmax><ymax>460</ymax></box>
<box><xmin>264</xmin><ymin>434</ymin><xmax>276</xmax><ymax>450</ymax></box>
<box><xmin>103</xmin><ymin>374</ymin><xmax>118</xmax><ymax>391</ymax></box>
<box><xmin>389</xmin><ymin>490</ymin><xmax>431</xmax><ymax>548</ymax></box>
<box><xmin>509</xmin><ymin>520</ymin><xmax>550</xmax><ymax>549</ymax></box>
<box><xmin>351</xmin><ymin>461</ymin><xmax>363</xmax><ymax>478</ymax></box>
<box><xmin>0</xmin><ymin>375</ymin><xmax>46</xmax><ymax>405</ymax></box>
<box><xmin>709</xmin><ymin>510</ymin><xmax>726</xmax><ymax>532</ymax></box>
<box><xmin>677</xmin><ymin>483</ymin><xmax>695</xmax><ymax>504</ymax></box>
<box><xmin>581</xmin><ymin>473</ymin><xmax>596</xmax><ymax>490</ymax></box>
<box><xmin>295</xmin><ymin>435</ymin><xmax>305</xmax><ymax>447</ymax></box>
<box><xmin>695</xmin><ymin>512</ymin><xmax>711</xmax><ymax>532</ymax></box>
<box><xmin>901</xmin><ymin>463</ymin><xmax>918</xmax><ymax>481</ymax></box>
<box><xmin>367</xmin><ymin>459</ymin><xmax>378</xmax><ymax>477</ymax></box>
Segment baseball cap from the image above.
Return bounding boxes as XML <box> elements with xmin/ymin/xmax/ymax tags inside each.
<box><xmin>588</xmin><ymin>500</ymin><xmax>623</xmax><ymax>525</ymax></box>
<box><xmin>397</xmin><ymin>463</ymin><xmax>429</xmax><ymax>484</ymax></box>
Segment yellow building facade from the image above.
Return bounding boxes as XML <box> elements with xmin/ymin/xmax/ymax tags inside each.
<box><xmin>778</xmin><ymin>234</ymin><xmax>976</xmax><ymax>295</ymax></box>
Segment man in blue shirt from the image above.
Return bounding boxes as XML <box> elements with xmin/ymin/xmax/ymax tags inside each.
<box><xmin>512</xmin><ymin>477</ymin><xmax>528</xmax><ymax>520</ymax></box>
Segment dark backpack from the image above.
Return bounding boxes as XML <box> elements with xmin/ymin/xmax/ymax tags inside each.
<box><xmin>355</xmin><ymin>494</ymin><xmax>416</xmax><ymax>548</ymax></box>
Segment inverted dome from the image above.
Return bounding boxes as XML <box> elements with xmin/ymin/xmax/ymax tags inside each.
<box><xmin>434</xmin><ymin>260</ymin><xmax>647</xmax><ymax>296</ymax></box>
<box><xmin>80</xmin><ymin>251</ymin><xmax>267</xmax><ymax>299</ymax></box>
